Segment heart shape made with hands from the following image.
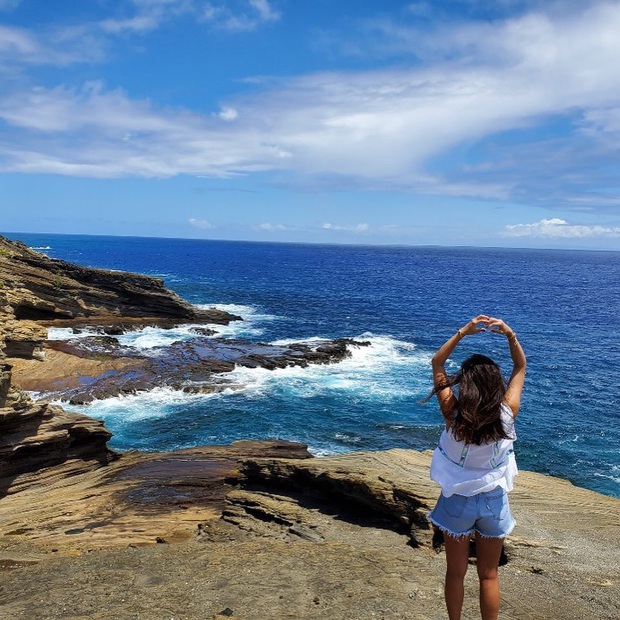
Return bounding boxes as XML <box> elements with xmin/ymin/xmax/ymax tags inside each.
<box><xmin>470</xmin><ymin>316</ymin><xmax>509</xmax><ymax>335</ymax></box>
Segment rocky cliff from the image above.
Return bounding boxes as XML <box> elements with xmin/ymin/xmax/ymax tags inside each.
<box><xmin>0</xmin><ymin>236</ymin><xmax>372</xmax><ymax>494</ymax></box>
<box><xmin>1</xmin><ymin>235</ymin><xmax>366</xmax><ymax>405</ymax></box>
<box><xmin>0</xmin><ymin>234</ymin><xmax>239</xmax><ymax>360</ymax></box>
<box><xmin>0</xmin><ymin>234</ymin><xmax>244</xmax><ymax>491</ymax></box>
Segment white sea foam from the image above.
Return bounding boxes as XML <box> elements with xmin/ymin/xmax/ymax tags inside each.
<box><xmin>59</xmin><ymin>386</ymin><xmax>232</xmax><ymax>423</ymax></box>
<box><xmin>592</xmin><ymin>471</ymin><xmax>620</xmax><ymax>486</ymax></box>
<box><xmin>60</xmin><ymin>333</ymin><xmax>430</xmax><ymax>426</ymax></box>
<box><xmin>46</xmin><ymin>302</ymin><xmax>278</xmax><ymax>351</ymax></box>
<box><xmin>47</xmin><ymin>324</ymin><xmax>200</xmax><ymax>351</ymax></box>
<box><xmin>334</xmin><ymin>432</ymin><xmax>363</xmax><ymax>445</ymax></box>
<box><xmin>217</xmin><ymin>332</ymin><xmax>430</xmax><ymax>401</ymax></box>
<box><xmin>306</xmin><ymin>447</ymin><xmax>337</xmax><ymax>457</ymax></box>
<box><xmin>116</xmin><ymin>325</ymin><xmax>200</xmax><ymax>350</ymax></box>
<box><xmin>47</xmin><ymin>326</ymin><xmax>101</xmax><ymax>340</ymax></box>
<box><xmin>195</xmin><ymin>303</ymin><xmax>280</xmax><ymax>338</ymax></box>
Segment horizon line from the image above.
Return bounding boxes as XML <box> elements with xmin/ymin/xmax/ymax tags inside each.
<box><xmin>2</xmin><ymin>230</ymin><xmax>620</xmax><ymax>255</ymax></box>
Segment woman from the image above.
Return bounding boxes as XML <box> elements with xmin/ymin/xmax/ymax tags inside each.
<box><xmin>427</xmin><ymin>314</ymin><xmax>526</xmax><ymax>620</ymax></box>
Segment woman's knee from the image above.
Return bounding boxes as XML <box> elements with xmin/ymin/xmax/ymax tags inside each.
<box><xmin>476</xmin><ymin>564</ymin><xmax>499</xmax><ymax>582</ymax></box>
<box><xmin>446</xmin><ymin>563</ymin><xmax>469</xmax><ymax>580</ymax></box>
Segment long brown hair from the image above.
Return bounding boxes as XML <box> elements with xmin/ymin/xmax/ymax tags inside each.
<box><xmin>434</xmin><ymin>354</ymin><xmax>511</xmax><ymax>445</ymax></box>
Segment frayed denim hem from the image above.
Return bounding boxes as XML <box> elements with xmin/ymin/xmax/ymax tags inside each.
<box><xmin>428</xmin><ymin>514</ymin><xmax>475</xmax><ymax>540</ymax></box>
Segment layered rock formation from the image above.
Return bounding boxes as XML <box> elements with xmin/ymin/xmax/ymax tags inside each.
<box><xmin>0</xmin><ymin>234</ymin><xmax>243</xmax><ymax>493</ymax></box>
<box><xmin>0</xmin><ymin>444</ymin><xmax>618</xmax><ymax>619</ymax></box>
<box><xmin>0</xmin><ymin>234</ymin><xmax>239</xmax><ymax>362</ymax></box>
<box><xmin>0</xmin><ymin>236</ymin><xmax>371</xmax><ymax>504</ymax></box>
<box><xmin>0</xmin><ymin>360</ymin><xmax>116</xmax><ymax>495</ymax></box>
<box><xmin>0</xmin><ymin>401</ymin><xmax>115</xmax><ymax>492</ymax></box>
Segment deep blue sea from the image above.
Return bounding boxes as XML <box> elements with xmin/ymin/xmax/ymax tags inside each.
<box><xmin>5</xmin><ymin>232</ymin><xmax>620</xmax><ymax>498</ymax></box>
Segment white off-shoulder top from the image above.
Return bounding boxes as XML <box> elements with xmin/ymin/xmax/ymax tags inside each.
<box><xmin>430</xmin><ymin>403</ymin><xmax>518</xmax><ymax>497</ymax></box>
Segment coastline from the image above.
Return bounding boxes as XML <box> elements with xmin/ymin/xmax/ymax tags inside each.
<box><xmin>3</xmin><ymin>232</ymin><xmax>619</xmax><ymax>498</ymax></box>
<box><xmin>1</xmin><ymin>234</ymin><xmax>619</xmax><ymax>618</ymax></box>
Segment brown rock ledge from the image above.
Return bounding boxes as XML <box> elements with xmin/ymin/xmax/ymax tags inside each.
<box><xmin>0</xmin><ymin>234</ymin><xmax>241</xmax><ymax>361</ymax></box>
<box><xmin>0</xmin><ymin>444</ymin><xmax>618</xmax><ymax>620</ymax></box>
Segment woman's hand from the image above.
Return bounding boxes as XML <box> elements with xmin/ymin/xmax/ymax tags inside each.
<box><xmin>487</xmin><ymin>317</ymin><xmax>515</xmax><ymax>337</ymax></box>
<box><xmin>459</xmin><ymin>314</ymin><xmax>491</xmax><ymax>336</ymax></box>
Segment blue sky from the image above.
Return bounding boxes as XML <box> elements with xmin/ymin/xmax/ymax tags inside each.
<box><xmin>1</xmin><ymin>0</ymin><xmax>620</xmax><ymax>248</ymax></box>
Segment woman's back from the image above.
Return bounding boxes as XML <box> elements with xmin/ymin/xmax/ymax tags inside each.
<box><xmin>430</xmin><ymin>403</ymin><xmax>518</xmax><ymax>497</ymax></box>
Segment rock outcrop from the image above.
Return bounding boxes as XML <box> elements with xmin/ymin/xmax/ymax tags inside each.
<box><xmin>0</xmin><ymin>234</ymin><xmax>240</xmax><ymax>360</ymax></box>
<box><xmin>0</xmin><ymin>400</ymin><xmax>115</xmax><ymax>495</ymax></box>
<box><xmin>0</xmin><ymin>445</ymin><xmax>618</xmax><ymax>620</ymax></box>
<box><xmin>0</xmin><ymin>358</ymin><xmax>116</xmax><ymax>495</ymax></box>
<box><xmin>9</xmin><ymin>335</ymin><xmax>370</xmax><ymax>403</ymax></box>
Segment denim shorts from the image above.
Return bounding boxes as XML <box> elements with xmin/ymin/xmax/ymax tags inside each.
<box><xmin>428</xmin><ymin>487</ymin><xmax>515</xmax><ymax>539</ymax></box>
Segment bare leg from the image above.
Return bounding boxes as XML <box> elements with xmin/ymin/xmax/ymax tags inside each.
<box><xmin>443</xmin><ymin>533</ymin><xmax>471</xmax><ymax>620</ymax></box>
<box><xmin>475</xmin><ymin>532</ymin><xmax>504</xmax><ymax>620</ymax></box>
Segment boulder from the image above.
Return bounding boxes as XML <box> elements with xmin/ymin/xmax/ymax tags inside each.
<box><xmin>0</xmin><ymin>400</ymin><xmax>116</xmax><ymax>494</ymax></box>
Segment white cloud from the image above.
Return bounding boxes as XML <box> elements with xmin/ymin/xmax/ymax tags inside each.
<box><xmin>0</xmin><ymin>84</ymin><xmax>288</xmax><ymax>177</ymax></box>
<box><xmin>0</xmin><ymin>25</ymin><xmax>38</xmax><ymax>56</ymax></box>
<box><xmin>0</xmin><ymin>82</ymin><xmax>165</xmax><ymax>132</ymax></box>
<box><xmin>504</xmin><ymin>218</ymin><xmax>620</xmax><ymax>238</ymax></box>
<box><xmin>0</xmin><ymin>0</ymin><xmax>279</xmax><ymax>66</ymax></box>
<box><xmin>202</xmin><ymin>0</ymin><xmax>280</xmax><ymax>32</ymax></box>
<box><xmin>257</xmin><ymin>222</ymin><xmax>369</xmax><ymax>234</ymax></box>
<box><xmin>100</xmin><ymin>0</ymin><xmax>281</xmax><ymax>34</ymax></box>
<box><xmin>256</xmin><ymin>222</ymin><xmax>290</xmax><ymax>232</ymax></box>
<box><xmin>100</xmin><ymin>15</ymin><xmax>161</xmax><ymax>34</ymax></box>
<box><xmin>0</xmin><ymin>0</ymin><xmax>22</xmax><ymax>11</ymax></box>
<box><xmin>249</xmin><ymin>0</ymin><xmax>279</xmax><ymax>22</ymax></box>
<box><xmin>322</xmin><ymin>223</ymin><xmax>369</xmax><ymax>233</ymax></box>
<box><xmin>189</xmin><ymin>217</ymin><xmax>215</xmax><ymax>229</ymax></box>
<box><xmin>0</xmin><ymin>24</ymin><xmax>106</xmax><ymax>67</ymax></box>
<box><xmin>581</xmin><ymin>106</ymin><xmax>620</xmax><ymax>136</ymax></box>
<box><xmin>218</xmin><ymin>107</ymin><xmax>238</xmax><ymax>121</ymax></box>
<box><xmin>98</xmin><ymin>0</ymin><xmax>281</xmax><ymax>35</ymax></box>
<box><xmin>99</xmin><ymin>0</ymin><xmax>196</xmax><ymax>33</ymax></box>
<box><xmin>1</xmin><ymin>0</ymin><xmax>620</xmax><ymax>211</ymax></box>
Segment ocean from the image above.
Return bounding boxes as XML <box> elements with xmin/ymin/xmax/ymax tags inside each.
<box><xmin>6</xmin><ymin>232</ymin><xmax>620</xmax><ymax>498</ymax></box>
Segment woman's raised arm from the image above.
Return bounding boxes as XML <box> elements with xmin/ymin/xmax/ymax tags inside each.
<box><xmin>432</xmin><ymin>314</ymin><xmax>490</xmax><ymax>421</ymax></box>
<box><xmin>487</xmin><ymin>317</ymin><xmax>526</xmax><ymax>417</ymax></box>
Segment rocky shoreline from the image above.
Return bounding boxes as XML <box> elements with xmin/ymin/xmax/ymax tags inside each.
<box><xmin>1</xmin><ymin>440</ymin><xmax>618</xmax><ymax>619</ymax></box>
<box><xmin>0</xmin><ymin>235</ymin><xmax>619</xmax><ymax>619</ymax></box>
<box><xmin>12</xmin><ymin>334</ymin><xmax>370</xmax><ymax>404</ymax></box>
<box><xmin>0</xmin><ymin>234</ymin><xmax>370</xmax><ymax>481</ymax></box>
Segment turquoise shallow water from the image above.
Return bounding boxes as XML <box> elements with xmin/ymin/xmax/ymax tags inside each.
<box><xmin>6</xmin><ymin>232</ymin><xmax>620</xmax><ymax>498</ymax></box>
